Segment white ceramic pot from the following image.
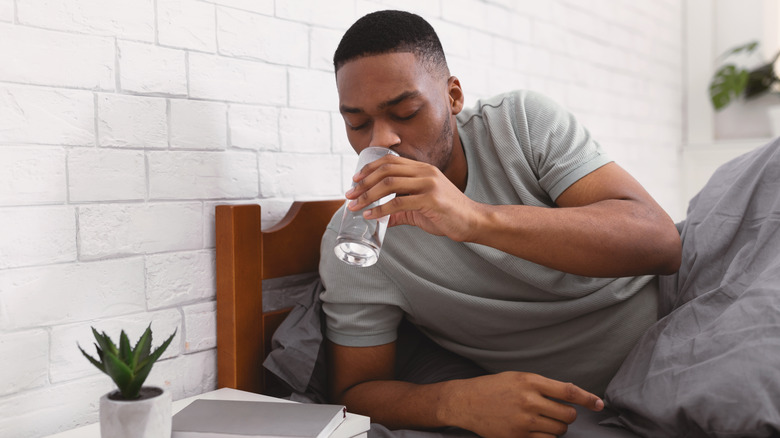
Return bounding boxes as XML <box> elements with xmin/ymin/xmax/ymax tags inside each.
<box><xmin>99</xmin><ymin>387</ymin><xmax>172</xmax><ymax>438</ymax></box>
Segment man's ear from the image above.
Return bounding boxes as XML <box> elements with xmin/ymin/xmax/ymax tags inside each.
<box><xmin>448</xmin><ymin>76</ymin><xmax>464</xmax><ymax>115</ymax></box>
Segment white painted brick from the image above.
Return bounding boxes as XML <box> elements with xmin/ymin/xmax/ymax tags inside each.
<box><xmin>531</xmin><ymin>20</ymin><xmax>571</xmax><ymax>55</ymax></box>
<box><xmin>0</xmin><ymin>85</ymin><xmax>94</xmax><ymax>146</ymax></box>
<box><xmin>157</xmin><ymin>0</ymin><xmax>216</xmax><ymax>52</ymax></box>
<box><xmin>0</xmin><ymin>24</ymin><xmax>114</xmax><ymax>90</ymax></box>
<box><xmin>0</xmin><ymin>258</ymin><xmax>146</xmax><ymax>330</ymax></box>
<box><xmin>516</xmin><ymin>0</ymin><xmax>553</xmax><ymax>20</ymax></box>
<box><xmin>0</xmin><ymin>329</ymin><xmax>48</xmax><ymax>396</ymax></box>
<box><xmin>17</xmin><ymin>0</ymin><xmax>154</xmax><ymax>42</ymax></box>
<box><xmin>148</xmin><ymin>151</ymin><xmax>258</xmax><ymax>199</ymax></box>
<box><xmin>146</xmin><ymin>250</ymin><xmax>215</xmax><ymax>309</ymax></box>
<box><xmin>211</xmin><ymin>0</ymin><xmax>273</xmax><ymax>14</ymax></box>
<box><xmin>183</xmin><ymin>301</ymin><xmax>216</xmax><ymax>353</ymax></box>
<box><xmin>147</xmin><ymin>349</ymin><xmax>216</xmax><ymax>400</ymax></box>
<box><xmin>189</xmin><ymin>52</ymin><xmax>286</xmax><ymax>105</ymax></box>
<box><xmin>487</xmin><ymin>67</ymin><xmax>526</xmax><ymax>97</ymax></box>
<box><xmin>97</xmin><ymin>93</ymin><xmax>168</xmax><ymax>149</ymax></box>
<box><xmin>310</xmin><ymin>27</ymin><xmax>342</xmax><ymax>72</ymax></box>
<box><xmin>0</xmin><ymin>375</ymin><xmax>113</xmax><ymax>437</ymax></box>
<box><xmin>118</xmin><ymin>41</ymin><xmax>187</xmax><ymax>96</ymax></box>
<box><xmin>484</xmin><ymin>3</ymin><xmax>512</xmax><ymax>38</ymax></box>
<box><xmin>442</xmin><ymin>0</ymin><xmax>488</xmax><ymax>31</ymax></box>
<box><xmin>492</xmin><ymin>37</ymin><xmax>515</xmax><ymax>70</ymax></box>
<box><xmin>258</xmin><ymin>152</ymin><xmax>341</xmax><ymax>198</ymax></box>
<box><xmin>218</xmin><ymin>8</ymin><xmax>308</xmax><ymax>67</ymax></box>
<box><xmin>170</xmin><ymin>99</ymin><xmax>227</xmax><ymax>150</ymax></box>
<box><xmin>78</xmin><ymin>203</ymin><xmax>203</xmax><ymax>259</ymax></box>
<box><xmin>466</xmin><ymin>29</ymin><xmax>493</xmax><ymax>64</ymax></box>
<box><xmin>515</xmin><ymin>45</ymin><xmax>551</xmax><ymax>76</ymax></box>
<box><xmin>228</xmin><ymin>104</ymin><xmax>280</xmax><ymax>151</ymax></box>
<box><xmin>276</xmin><ymin>0</ymin><xmax>356</xmax><ymax>28</ymax></box>
<box><xmin>0</xmin><ymin>0</ymin><xmax>12</xmax><ymax>22</ymax></box>
<box><xmin>68</xmin><ymin>148</ymin><xmax>146</xmax><ymax>202</ymax></box>
<box><xmin>49</xmin><ymin>309</ymin><xmax>182</xmax><ymax>383</ymax></box>
<box><xmin>0</xmin><ymin>146</ymin><xmax>66</xmax><ymax>205</ymax></box>
<box><xmin>0</xmin><ymin>206</ymin><xmax>76</xmax><ymax>269</ymax></box>
<box><xmin>289</xmin><ymin>68</ymin><xmax>338</xmax><ymax>112</ymax></box>
<box><xmin>331</xmin><ymin>113</ymin><xmax>352</xmax><ymax>154</ymax></box>
<box><xmin>279</xmin><ymin>108</ymin><xmax>331</xmax><ymax>153</ymax></box>
<box><xmin>356</xmin><ymin>0</ymin><xmax>440</xmax><ymax>17</ymax></box>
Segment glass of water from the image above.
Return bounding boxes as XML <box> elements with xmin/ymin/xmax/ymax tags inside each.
<box><xmin>334</xmin><ymin>147</ymin><xmax>399</xmax><ymax>267</ymax></box>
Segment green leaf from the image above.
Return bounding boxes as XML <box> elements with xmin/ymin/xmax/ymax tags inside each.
<box><xmin>131</xmin><ymin>324</ymin><xmax>153</xmax><ymax>371</ymax></box>
<box><xmin>91</xmin><ymin>327</ymin><xmax>118</xmax><ymax>357</ymax></box>
<box><xmin>718</xmin><ymin>40</ymin><xmax>760</xmax><ymax>61</ymax></box>
<box><xmin>78</xmin><ymin>344</ymin><xmax>106</xmax><ymax>373</ymax></box>
<box><xmin>119</xmin><ymin>330</ymin><xmax>132</xmax><ymax>363</ymax></box>
<box><xmin>136</xmin><ymin>329</ymin><xmax>176</xmax><ymax>372</ymax></box>
<box><xmin>103</xmin><ymin>351</ymin><xmax>136</xmax><ymax>399</ymax></box>
<box><xmin>709</xmin><ymin>64</ymin><xmax>749</xmax><ymax>110</ymax></box>
<box><xmin>124</xmin><ymin>361</ymin><xmax>155</xmax><ymax>402</ymax></box>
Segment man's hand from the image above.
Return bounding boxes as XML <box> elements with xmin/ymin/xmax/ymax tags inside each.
<box><xmin>345</xmin><ymin>154</ymin><xmax>479</xmax><ymax>242</ymax></box>
<box><xmin>439</xmin><ymin>371</ymin><xmax>604</xmax><ymax>438</ymax></box>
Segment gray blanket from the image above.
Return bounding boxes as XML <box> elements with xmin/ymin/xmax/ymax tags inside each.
<box><xmin>603</xmin><ymin>139</ymin><xmax>780</xmax><ymax>437</ymax></box>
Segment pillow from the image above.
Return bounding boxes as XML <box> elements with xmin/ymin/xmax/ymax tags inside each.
<box><xmin>603</xmin><ymin>140</ymin><xmax>780</xmax><ymax>437</ymax></box>
<box><xmin>263</xmin><ymin>277</ymin><xmax>329</xmax><ymax>403</ymax></box>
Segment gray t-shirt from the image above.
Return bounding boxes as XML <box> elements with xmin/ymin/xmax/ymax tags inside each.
<box><xmin>319</xmin><ymin>90</ymin><xmax>657</xmax><ymax>394</ymax></box>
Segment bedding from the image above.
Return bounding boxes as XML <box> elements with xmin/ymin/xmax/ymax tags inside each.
<box><xmin>603</xmin><ymin>139</ymin><xmax>780</xmax><ymax>437</ymax></box>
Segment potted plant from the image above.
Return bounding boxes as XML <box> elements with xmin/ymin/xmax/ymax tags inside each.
<box><xmin>79</xmin><ymin>324</ymin><xmax>177</xmax><ymax>438</ymax></box>
<box><xmin>709</xmin><ymin>40</ymin><xmax>780</xmax><ymax>110</ymax></box>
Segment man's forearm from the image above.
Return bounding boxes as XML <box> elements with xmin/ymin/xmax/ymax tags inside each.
<box><xmin>335</xmin><ymin>378</ymin><xmax>455</xmax><ymax>430</ymax></box>
<box><xmin>469</xmin><ymin>199</ymin><xmax>681</xmax><ymax>278</ymax></box>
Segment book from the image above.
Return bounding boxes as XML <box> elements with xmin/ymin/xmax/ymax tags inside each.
<box><xmin>171</xmin><ymin>399</ymin><xmax>347</xmax><ymax>438</ymax></box>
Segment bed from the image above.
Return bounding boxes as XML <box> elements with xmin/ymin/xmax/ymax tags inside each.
<box><xmin>214</xmin><ymin>139</ymin><xmax>780</xmax><ymax>438</ymax></box>
<box><xmin>214</xmin><ymin>200</ymin><xmax>636</xmax><ymax>437</ymax></box>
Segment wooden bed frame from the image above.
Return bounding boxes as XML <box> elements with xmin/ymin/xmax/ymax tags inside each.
<box><xmin>215</xmin><ymin>200</ymin><xmax>343</xmax><ymax>395</ymax></box>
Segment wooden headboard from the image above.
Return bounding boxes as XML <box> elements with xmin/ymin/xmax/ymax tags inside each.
<box><xmin>215</xmin><ymin>200</ymin><xmax>343</xmax><ymax>395</ymax></box>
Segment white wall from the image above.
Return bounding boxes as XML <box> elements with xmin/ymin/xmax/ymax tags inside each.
<box><xmin>0</xmin><ymin>1</ymin><xmax>684</xmax><ymax>436</ymax></box>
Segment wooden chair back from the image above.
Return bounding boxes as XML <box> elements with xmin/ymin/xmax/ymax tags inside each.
<box><xmin>215</xmin><ymin>200</ymin><xmax>343</xmax><ymax>394</ymax></box>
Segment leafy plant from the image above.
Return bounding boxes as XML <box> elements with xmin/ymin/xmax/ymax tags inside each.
<box><xmin>710</xmin><ymin>40</ymin><xmax>780</xmax><ymax>111</ymax></box>
<box><xmin>79</xmin><ymin>325</ymin><xmax>177</xmax><ymax>400</ymax></box>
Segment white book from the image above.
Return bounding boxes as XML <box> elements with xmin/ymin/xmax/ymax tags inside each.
<box><xmin>172</xmin><ymin>399</ymin><xmax>347</xmax><ymax>438</ymax></box>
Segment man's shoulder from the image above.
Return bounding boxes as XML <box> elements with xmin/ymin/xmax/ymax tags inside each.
<box><xmin>458</xmin><ymin>90</ymin><xmax>561</xmax><ymax>124</ymax></box>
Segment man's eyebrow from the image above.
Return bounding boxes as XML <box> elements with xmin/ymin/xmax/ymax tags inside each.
<box><xmin>340</xmin><ymin>90</ymin><xmax>421</xmax><ymax>114</ymax></box>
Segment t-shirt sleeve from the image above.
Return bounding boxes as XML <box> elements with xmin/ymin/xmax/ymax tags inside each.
<box><xmin>318</xmin><ymin>218</ymin><xmax>404</xmax><ymax>347</ymax></box>
<box><xmin>517</xmin><ymin>91</ymin><xmax>612</xmax><ymax>201</ymax></box>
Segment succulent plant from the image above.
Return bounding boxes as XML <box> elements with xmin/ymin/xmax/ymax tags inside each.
<box><xmin>79</xmin><ymin>324</ymin><xmax>177</xmax><ymax>400</ymax></box>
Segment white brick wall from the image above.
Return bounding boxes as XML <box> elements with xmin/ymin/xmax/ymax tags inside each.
<box><xmin>0</xmin><ymin>1</ymin><xmax>685</xmax><ymax>436</ymax></box>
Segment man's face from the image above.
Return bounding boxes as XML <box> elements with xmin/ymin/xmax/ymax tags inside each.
<box><xmin>335</xmin><ymin>52</ymin><xmax>458</xmax><ymax>173</ymax></box>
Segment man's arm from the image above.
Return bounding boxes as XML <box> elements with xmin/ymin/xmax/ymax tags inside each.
<box><xmin>328</xmin><ymin>341</ymin><xmax>604</xmax><ymax>438</ymax></box>
<box><xmin>348</xmin><ymin>158</ymin><xmax>681</xmax><ymax>278</ymax></box>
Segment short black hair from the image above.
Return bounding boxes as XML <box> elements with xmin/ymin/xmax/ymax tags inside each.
<box><xmin>333</xmin><ymin>10</ymin><xmax>449</xmax><ymax>76</ymax></box>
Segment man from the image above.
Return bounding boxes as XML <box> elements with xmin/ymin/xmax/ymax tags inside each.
<box><xmin>318</xmin><ymin>10</ymin><xmax>681</xmax><ymax>438</ymax></box>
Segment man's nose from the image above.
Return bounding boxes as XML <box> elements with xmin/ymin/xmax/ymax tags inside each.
<box><xmin>369</xmin><ymin>120</ymin><xmax>400</xmax><ymax>148</ymax></box>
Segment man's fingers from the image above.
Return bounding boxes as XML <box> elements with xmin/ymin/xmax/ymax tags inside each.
<box><xmin>535</xmin><ymin>397</ymin><xmax>578</xmax><ymax>424</ymax></box>
<box><xmin>525</xmin><ymin>413</ymin><xmax>569</xmax><ymax>436</ymax></box>
<box><xmin>543</xmin><ymin>380</ymin><xmax>604</xmax><ymax>412</ymax></box>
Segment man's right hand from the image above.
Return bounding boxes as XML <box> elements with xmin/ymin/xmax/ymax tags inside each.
<box><xmin>438</xmin><ymin>371</ymin><xmax>604</xmax><ymax>438</ymax></box>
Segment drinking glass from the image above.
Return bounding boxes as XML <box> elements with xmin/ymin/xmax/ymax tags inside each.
<box><xmin>334</xmin><ymin>147</ymin><xmax>399</xmax><ymax>267</ymax></box>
